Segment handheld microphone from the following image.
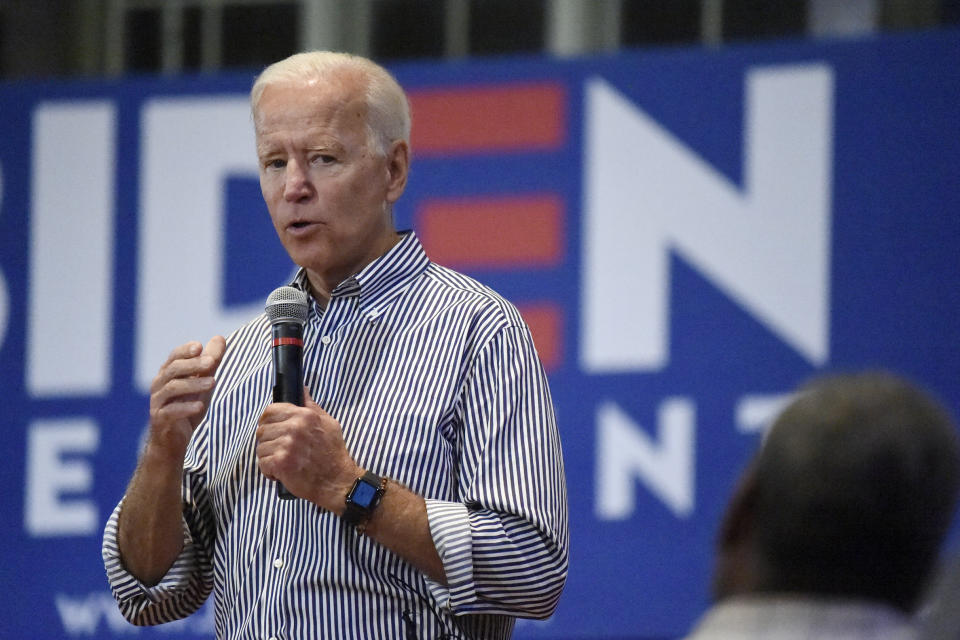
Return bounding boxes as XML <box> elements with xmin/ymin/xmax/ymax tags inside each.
<box><xmin>265</xmin><ymin>285</ymin><xmax>310</xmax><ymax>500</ymax></box>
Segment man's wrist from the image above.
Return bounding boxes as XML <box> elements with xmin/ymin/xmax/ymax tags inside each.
<box><xmin>141</xmin><ymin>438</ymin><xmax>188</xmax><ymax>471</ymax></box>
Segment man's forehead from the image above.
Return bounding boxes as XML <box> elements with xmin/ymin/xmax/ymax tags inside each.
<box><xmin>254</xmin><ymin>79</ymin><xmax>368</xmax><ymax>134</ymax></box>
<box><xmin>255</xmin><ymin>128</ymin><xmax>346</xmax><ymax>155</ymax></box>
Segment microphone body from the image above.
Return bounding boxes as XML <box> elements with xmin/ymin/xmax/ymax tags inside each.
<box><xmin>265</xmin><ymin>286</ymin><xmax>310</xmax><ymax>500</ymax></box>
<box><xmin>271</xmin><ymin>321</ymin><xmax>304</xmax><ymax>407</ymax></box>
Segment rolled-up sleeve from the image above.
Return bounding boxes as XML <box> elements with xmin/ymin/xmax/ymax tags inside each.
<box><xmin>425</xmin><ymin>324</ymin><xmax>569</xmax><ymax>618</ymax></box>
<box><xmin>101</xmin><ymin>452</ymin><xmax>214</xmax><ymax>625</ymax></box>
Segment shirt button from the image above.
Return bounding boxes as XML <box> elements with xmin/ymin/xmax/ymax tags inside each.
<box><xmin>320</xmin><ymin>335</ymin><xmax>332</xmax><ymax>345</ymax></box>
<box><xmin>273</xmin><ymin>558</ymin><xmax>284</xmax><ymax>569</ymax></box>
<box><xmin>268</xmin><ymin>636</ymin><xmax>278</xmax><ymax>640</ymax></box>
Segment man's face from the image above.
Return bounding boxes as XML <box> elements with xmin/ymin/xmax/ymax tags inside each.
<box><xmin>254</xmin><ymin>76</ymin><xmax>408</xmax><ymax>295</ymax></box>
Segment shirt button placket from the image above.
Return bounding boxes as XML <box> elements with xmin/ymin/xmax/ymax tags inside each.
<box><xmin>268</xmin><ymin>556</ymin><xmax>284</xmax><ymax>640</ymax></box>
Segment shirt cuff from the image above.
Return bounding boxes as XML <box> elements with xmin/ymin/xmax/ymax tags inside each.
<box><xmin>423</xmin><ymin>498</ymin><xmax>475</xmax><ymax>610</ymax></box>
<box><xmin>102</xmin><ymin>499</ymin><xmax>197</xmax><ymax>605</ymax></box>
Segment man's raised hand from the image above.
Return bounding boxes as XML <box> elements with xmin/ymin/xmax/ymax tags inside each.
<box><xmin>147</xmin><ymin>336</ymin><xmax>226</xmax><ymax>461</ymax></box>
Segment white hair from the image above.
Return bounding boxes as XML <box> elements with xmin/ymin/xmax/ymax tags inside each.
<box><xmin>250</xmin><ymin>51</ymin><xmax>411</xmax><ymax>156</ymax></box>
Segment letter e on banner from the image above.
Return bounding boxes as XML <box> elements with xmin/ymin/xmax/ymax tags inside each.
<box><xmin>25</xmin><ymin>419</ymin><xmax>99</xmax><ymax>537</ymax></box>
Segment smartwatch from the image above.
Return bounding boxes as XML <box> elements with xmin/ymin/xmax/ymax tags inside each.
<box><xmin>343</xmin><ymin>470</ymin><xmax>387</xmax><ymax>532</ymax></box>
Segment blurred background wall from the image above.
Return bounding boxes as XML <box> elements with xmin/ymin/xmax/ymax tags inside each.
<box><xmin>1</xmin><ymin>0</ymin><xmax>959</xmax><ymax>80</ymax></box>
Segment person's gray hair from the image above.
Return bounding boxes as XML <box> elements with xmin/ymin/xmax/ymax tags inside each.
<box><xmin>250</xmin><ymin>51</ymin><xmax>411</xmax><ymax>156</ymax></box>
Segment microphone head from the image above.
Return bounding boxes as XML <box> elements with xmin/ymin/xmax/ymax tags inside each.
<box><xmin>265</xmin><ymin>286</ymin><xmax>309</xmax><ymax>325</ymax></box>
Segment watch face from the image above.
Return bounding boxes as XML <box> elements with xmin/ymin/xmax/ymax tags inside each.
<box><xmin>351</xmin><ymin>480</ymin><xmax>378</xmax><ymax>508</ymax></box>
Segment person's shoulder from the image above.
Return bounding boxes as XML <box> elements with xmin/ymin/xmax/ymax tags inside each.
<box><xmin>422</xmin><ymin>262</ymin><xmax>525</xmax><ymax>326</ymax></box>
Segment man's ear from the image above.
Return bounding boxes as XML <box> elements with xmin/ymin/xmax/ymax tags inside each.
<box><xmin>384</xmin><ymin>139</ymin><xmax>409</xmax><ymax>204</ymax></box>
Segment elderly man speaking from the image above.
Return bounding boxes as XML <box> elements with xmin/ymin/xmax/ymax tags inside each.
<box><xmin>103</xmin><ymin>51</ymin><xmax>569</xmax><ymax>640</ymax></box>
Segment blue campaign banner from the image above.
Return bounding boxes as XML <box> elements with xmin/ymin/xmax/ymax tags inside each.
<box><xmin>2</xmin><ymin>28</ymin><xmax>960</xmax><ymax>638</ymax></box>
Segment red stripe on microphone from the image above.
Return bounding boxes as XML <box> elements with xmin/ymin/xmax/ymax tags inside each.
<box><xmin>273</xmin><ymin>337</ymin><xmax>303</xmax><ymax>347</ymax></box>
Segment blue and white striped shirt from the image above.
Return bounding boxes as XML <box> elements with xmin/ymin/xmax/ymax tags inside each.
<box><xmin>103</xmin><ymin>231</ymin><xmax>569</xmax><ymax>639</ymax></box>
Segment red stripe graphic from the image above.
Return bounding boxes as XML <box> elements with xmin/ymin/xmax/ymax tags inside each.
<box><xmin>273</xmin><ymin>337</ymin><xmax>303</xmax><ymax>347</ymax></box>
<box><xmin>418</xmin><ymin>194</ymin><xmax>564</xmax><ymax>269</ymax></box>
<box><xmin>409</xmin><ymin>82</ymin><xmax>566</xmax><ymax>155</ymax></box>
<box><xmin>517</xmin><ymin>302</ymin><xmax>563</xmax><ymax>372</ymax></box>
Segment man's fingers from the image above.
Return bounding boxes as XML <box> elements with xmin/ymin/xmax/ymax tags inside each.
<box><xmin>165</xmin><ymin>354</ymin><xmax>217</xmax><ymax>380</ymax></box>
<box><xmin>255</xmin><ymin>420</ymin><xmax>292</xmax><ymax>454</ymax></box>
<box><xmin>257</xmin><ymin>404</ymin><xmax>300</xmax><ymax>433</ymax></box>
<box><xmin>256</xmin><ymin>431</ymin><xmax>300</xmax><ymax>483</ymax></box>
<box><xmin>151</xmin><ymin>398</ymin><xmax>207</xmax><ymax>422</ymax></box>
<box><xmin>158</xmin><ymin>341</ymin><xmax>203</xmax><ymax>371</ymax></box>
<box><xmin>303</xmin><ymin>388</ymin><xmax>319</xmax><ymax>409</ymax></box>
<box><xmin>205</xmin><ymin>335</ymin><xmax>226</xmax><ymax>357</ymax></box>
<box><xmin>150</xmin><ymin>340</ymin><xmax>222</xmax><ymax>394</ymax></box>
<box><xmin>302</xmin><ymin>389</ymin><xmax>331</xmax><ymax>419</ymax></box>
<box><xmin>200</xmin><ymin>336</ymin><xmax>227</xmax><ymax>373</ymax></box>
<box><xmin>151</xmin><ymin>376</ymin><xmax>216</xmax><ymax>410</ymax></box>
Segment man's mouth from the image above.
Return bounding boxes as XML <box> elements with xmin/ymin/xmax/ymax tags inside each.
<box><xmin>287</xmin><ymin>218</ymin><xmax>321</xmax><ymax>231</ymax></box>
<box><xmin>286</xmin><ymin>220</ymin><xmax>323</xmax><ymax>237</ymax></box>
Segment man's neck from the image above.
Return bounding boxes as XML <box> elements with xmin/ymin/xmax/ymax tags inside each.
<box><xmin>304</xmin><ymin>231</ymin><xmax>403</xmax><ymax>306</ymax></box>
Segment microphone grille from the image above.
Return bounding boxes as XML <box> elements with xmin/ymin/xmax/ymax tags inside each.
<box><xmin>265</xmin><ymin>286</ymin><xmax>309</xmax><ymax>324</ymax></box>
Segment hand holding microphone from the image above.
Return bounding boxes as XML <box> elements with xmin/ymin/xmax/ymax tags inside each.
<box><xmin>259</xmin><ymin>287</ymin><xmax>363</xmax><ymax>510</ymax></box>
<box><xmin>264</xmin><ymin>285</ymin><xmax>309</xmax><ymax>499</ymax></box>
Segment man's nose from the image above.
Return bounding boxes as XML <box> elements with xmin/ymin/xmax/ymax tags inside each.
<box><xmin>283</xmin><ymin>160</ymin><xmax>312</xmax><ymax>201</ymax></box>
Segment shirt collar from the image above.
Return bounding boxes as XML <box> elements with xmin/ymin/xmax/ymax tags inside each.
<box><xmin>290</xmin><ymin>230</ymin><xmax>430</xmax><ymax>316</ymax></box>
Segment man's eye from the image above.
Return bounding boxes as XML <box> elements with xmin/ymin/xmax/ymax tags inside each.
<box><xmin>265</xmin><ymin>159</ymin><xmax>285</xmax><ymax>170</ymax></box>
<box><xmin>312</xmin><ymin>154</ymin><xmax>336</xmax><ymax>165</ymax></box>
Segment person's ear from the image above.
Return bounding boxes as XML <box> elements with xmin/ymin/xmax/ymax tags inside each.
<box><xmin>384</xmin><ymin>139</ymin><xmax>409</xmax><ymax>204</ymax></box>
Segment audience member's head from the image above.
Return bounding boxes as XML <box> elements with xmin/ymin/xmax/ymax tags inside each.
<box><xmin>713</xmin><ymin>371</ymin><xmax>960</xmax><ymax>613</ymax></box>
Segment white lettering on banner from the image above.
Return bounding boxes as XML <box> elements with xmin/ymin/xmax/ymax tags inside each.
<box><xmin>27</xmin><ymin>101</ymin><xmax>117</xmax><ymax>396</ymax></box>
<box><xmin>55</xmin><ymin>593</ymin><xmax>136</xmax><ymax>635</ymax></box>
<box><xmin>136</xmin><ymin>97</ymin><xmax>262</xmax><ymax>391</ymax></box>
<box><xmin>735</xmin><ymin>392</ymin><xmax>793</xmax><ymax>434</ymax></box>
<box><xmin>25</xmin><ymin>419</ymin><xmax>99</xmax><ymax>536</ymax></box>
<box><xmin>0</xmin><ymin>158</ymin><xmax>8</xmax><ymax>352</ymax></box>
<box><xmin>55</xmin><ymin>592</ymin><xmax>214</xmax><ymax>636</ymax></box>
<box><xmin>581</xmin><ymin>65</ymin><xmax>834</xmax><ymax>373</ymax></box>
<box><xmin>595</xmin><ymin>398</ymin><xmax>695</xmax><ymax>520</ymax></box>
